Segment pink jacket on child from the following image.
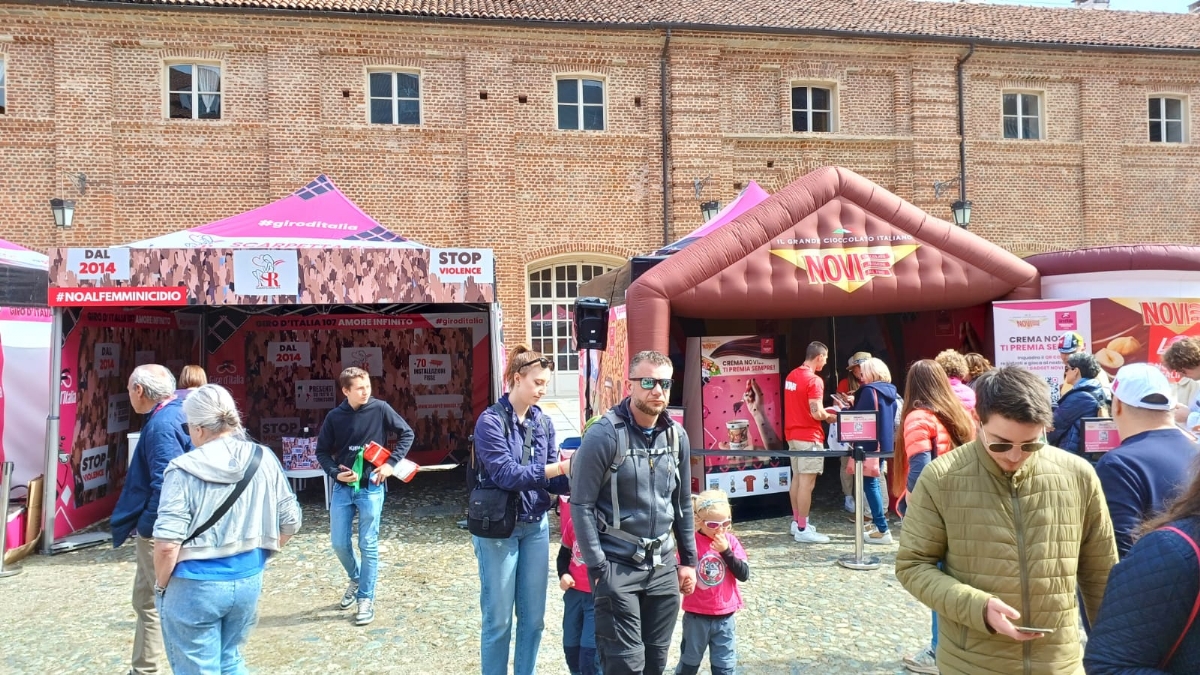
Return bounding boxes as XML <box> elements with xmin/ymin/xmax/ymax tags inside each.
<box><xmin>682</xmin><ymin>531</ymin><xmax>746</xmax><ymax>616</ymax></box>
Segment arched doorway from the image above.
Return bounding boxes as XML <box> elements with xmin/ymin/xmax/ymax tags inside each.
<box><xmin>528</xmin><ymin>256</ymin><xmax>620</xmax><ymax>397</ymax></box>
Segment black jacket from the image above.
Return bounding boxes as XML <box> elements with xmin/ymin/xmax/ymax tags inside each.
<box><xmin>315</xmin><ymin>398</ymin><xmax>415</xmax><ymax>487</ymax></box>
<box><xmin>570</xmin><ymin>398</ymin><xmax>698</xmax><ymax>572</ymax></box>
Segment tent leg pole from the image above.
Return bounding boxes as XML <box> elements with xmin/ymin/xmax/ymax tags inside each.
<box><xmin>42</xmin><ymin>307</ymin><xmax>64</xmax><ymax>555</ymax></box>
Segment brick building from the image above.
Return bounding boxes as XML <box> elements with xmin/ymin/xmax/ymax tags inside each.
<box><xmin>1</xmin><ymin>0</ymin><xmax>1198</xmax><ymax>394</ymax></box>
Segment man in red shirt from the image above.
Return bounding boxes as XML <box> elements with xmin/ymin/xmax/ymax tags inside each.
<box><xmin>784</xmin><ymin>341</ymin><xmax>836</xmax><ymax>543</ymax></box>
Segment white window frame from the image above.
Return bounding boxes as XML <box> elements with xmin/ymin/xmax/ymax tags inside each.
<box><xmin>1002</xmin><ymin>90</ymin><xmax>1044</xmax><ymax>140</ymax></box>
<box><xmin>1149</xmin><ymin>95</ymin><xmax>1188</xmax><ymax>144</ymax></box>
<box><xmin>0</xmin><ymin>56</ymin><xmax>6</xmax><ymax>115</ymax></box>
<box><xmin>366</xmin><ymin>68</ymin><xmax>422</xmax><ymax>126</ymax></box>
<box><xmin>163</xmin><ymin>60</ymin><xmax>223</xmax><ymax>120</ymax></box>
<box><xmin>555</xmin><ymin>75</ymin><xmax>606</xmax><ymax>132</ymax></box>
<box><xmin>789</xmin><ymin>82</ymin><xmax>837</xmax><ymax>133</ymax></box>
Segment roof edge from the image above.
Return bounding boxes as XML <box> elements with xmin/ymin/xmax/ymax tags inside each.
<box><xmin>12</xmin><ymin>0</ymin><xmax>1200</xmax><ymax>56</ymax></box>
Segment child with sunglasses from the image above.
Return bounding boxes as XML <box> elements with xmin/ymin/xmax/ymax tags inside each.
<box><xmin>674</xmin><ymin>490</ymin><xmax>749</xmax><ymax>675</ymax></box>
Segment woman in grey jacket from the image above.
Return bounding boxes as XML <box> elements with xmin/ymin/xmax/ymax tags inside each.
<box><xmin>152</xmin><ymin>384</ymin><xmax>302</xmax><ymax>675</ymax></box>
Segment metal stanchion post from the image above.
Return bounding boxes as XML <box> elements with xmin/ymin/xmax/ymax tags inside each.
<box><xmin>838</xmin><ymin>447</ymin><xmax>881</xmax><ymax>571</ymax></box>
<box><xmin>0</xmin><ymin>461</ymin><xmax>24</xmax><ymax>578</ymax></box>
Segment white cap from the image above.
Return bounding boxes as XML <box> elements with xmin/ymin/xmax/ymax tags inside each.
<box><xmin>1112</xmin><ymin>363</ymin><xmax>1177</xmax><ymax>411</ymax></box>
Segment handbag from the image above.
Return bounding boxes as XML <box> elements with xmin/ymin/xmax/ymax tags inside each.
<box><xmin>1157</xmin><ymin>526</ymin><xmax>1200</xmax><ymax>669</ymax></box>
<box><xmin>182</xmin><ymin>446</ymin><xmax>264</xmax><ymax>545</ymax></box>
<box><xmin>467</xmin><ymin>408</ymin><xmax>537</xmax><ymax>539</ymax></box>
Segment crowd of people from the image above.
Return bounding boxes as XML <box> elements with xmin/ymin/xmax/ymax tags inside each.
<box><xmin>106</xmin><ymin>332</ymin><xmax>1200</xmax><ymax>675</ymax></box>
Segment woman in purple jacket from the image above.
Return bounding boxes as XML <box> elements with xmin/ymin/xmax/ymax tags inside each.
<box><xmin>472</xmin><ymin>345</ymin><xmax>572</xmax><ymax>675</ymax></box>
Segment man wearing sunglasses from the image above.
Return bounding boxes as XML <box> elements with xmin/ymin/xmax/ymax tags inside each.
<box><xmin>571</xmin><ymin>350</ymin><xmax>697</xmax><ymax>675</ymax></box>
<box><xmin>896</xmin><ymin>365</ymin><xmax>1117</xmax><ymax>675</ymax></box>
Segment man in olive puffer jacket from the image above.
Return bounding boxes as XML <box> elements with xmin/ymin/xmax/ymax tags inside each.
<box><xmin>896</xmin><ymin>365</ymin><xmax>1118</xmax><ymax>675</ymax></box>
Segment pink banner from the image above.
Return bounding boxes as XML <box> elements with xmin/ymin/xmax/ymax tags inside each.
<box><xmin>55</xmin><ymin>310</ymin><xmax>199</xmax><ymax>538</ymax></box>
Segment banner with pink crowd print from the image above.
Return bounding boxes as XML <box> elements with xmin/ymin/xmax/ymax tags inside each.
<box><xmin>683</xmin><ymin>335</ymin><xmax>788</xmax><ymax>499</ymax></box>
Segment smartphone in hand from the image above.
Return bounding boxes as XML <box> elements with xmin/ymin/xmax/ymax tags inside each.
<box><xmin>1015</xmin><ymin>626</ymin><xmax>1055</xmax><ymax>635</ymax></box>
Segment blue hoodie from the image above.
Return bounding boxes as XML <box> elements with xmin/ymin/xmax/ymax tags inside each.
<box><xmin>850</xmin><ymin>381</ymin><xmax>900</xmax><ymax>455</ymax></box>
<box><xmin>111</xmin><ymin>398</ymin><xmax>193</xmax><ymax>547</ymax></box>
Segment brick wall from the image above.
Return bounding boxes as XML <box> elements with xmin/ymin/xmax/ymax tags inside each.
<box><xmin>1</xmin><ymin>6</ymin><xmax>1198</xmax><ymax>348</ymax></box>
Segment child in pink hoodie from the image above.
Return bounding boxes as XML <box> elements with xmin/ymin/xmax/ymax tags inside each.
<box><xmin>557</xmin><ymin>495</ymin><xmax>599</xmax><ymax>675</ymax></box>
<box><xmin>674</xmin><ymin>490</ymin><xmax>749</xmax><ymax>675</ymax></box>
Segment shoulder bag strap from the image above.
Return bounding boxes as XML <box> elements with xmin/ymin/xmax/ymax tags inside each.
<box><xmin>1158</xmin><ymin>525</ymin><xmax>1200</xmax><ymax>669</ymax></box>
<box><xmin>183</xmin><ymin>446</ymin><xmax>264</xmax><ymax>545</ymax></box>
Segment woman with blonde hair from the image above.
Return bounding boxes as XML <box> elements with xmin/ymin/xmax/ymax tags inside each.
<box><xmin>846</xmin><ymin>358</ymin><xmax>901</xmax><ymax>545</ymax></box>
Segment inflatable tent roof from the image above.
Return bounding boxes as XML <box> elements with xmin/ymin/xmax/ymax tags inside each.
<box><xmin>1025</xmin><ymin>244</ymin><xmax>1200</xmax><ymax>300</ymax></box>
<box><xmin>0</xmin><ymin>238</ymin><xmax>49</xmax><ymax>307</ymax></box>
<box><xmin>626</xmin><ymin>166</ymin><xmax>1041</xmax><ymax>355</ymax></box>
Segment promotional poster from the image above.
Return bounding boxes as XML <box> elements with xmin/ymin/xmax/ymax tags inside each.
<box><xmin>0</xmin><ymin>306</ymin><xmax>52</xmax><ymax>487</ymax></box>
<box><xmin>206</xmin><ymin>311</ymin><xmax>490</xmax><ymax>466</ymax></box>
<box><xmin>56</xmin><ymin>309</ymin><xmax>199</xmax><ymax>537</ymax></box>
<box><xmin>992</xmin><ymin>300</ymin><xmax>1092</xmax><ymax>405</ymax></box>
<box><xmin>683</xmin><ymin>335</ymin><xmax>788</xmax><ymax>499</ymax></box>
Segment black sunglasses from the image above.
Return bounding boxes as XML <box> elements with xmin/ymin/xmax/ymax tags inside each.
<box><xmin>634</xmin><ymin>377</ymin><xmax>673</xmax><ymax>391</ymax></box>
<box><xmin>980</xmin><ymin>426</ymin><xmax>1046</xmax><ymax>453</ymax></box>
<box><xmin>518</xmin><ymin>357</ymin><xmax>554</xmax><ymax>371</ymax></box>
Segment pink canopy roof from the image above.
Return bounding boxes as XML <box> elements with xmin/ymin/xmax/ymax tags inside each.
<box><xmin>652</xmin><ymin>181</ymin><xmax>771</xmax><ymax>256</ymax></box>
<box><xmin>125</xmin><ymin>175</ymin><xmax>422</xmax><ymax>249</ymax></box>
<box><xmin>0</xmin><ymin>238</ymin><xmax>49</xmax><ymax>270</ymax></box>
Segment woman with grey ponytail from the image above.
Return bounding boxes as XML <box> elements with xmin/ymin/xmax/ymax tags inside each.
<box><xmin>152</xmin><ymin>384</ymin><xmax>302</xmax><ymax>674</ymax></box>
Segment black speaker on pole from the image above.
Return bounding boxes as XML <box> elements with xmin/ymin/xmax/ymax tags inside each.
<box><xmin>574</xmin><ymin>297</ymin><xmax>610</xmax><ymax>351</ymax></box>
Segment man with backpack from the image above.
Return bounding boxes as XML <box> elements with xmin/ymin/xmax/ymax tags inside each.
<box><xmin>571</xmin><ymin>350</ymin><xmax>698</xmax><ymax>675</ymax></box>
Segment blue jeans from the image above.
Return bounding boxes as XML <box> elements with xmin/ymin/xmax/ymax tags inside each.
<box><xmin>157</xmin><ymin>573</ymin><xmax>263</xmax><ymax>675</ymax></box>
<box><xmin>330</xmin><ymin>481</ymin><xmax>385</xmax><ymax>600</ymax></box>
<box><xmin>862</xmin><ymin>475</ymin><xmax>888</xmax><ymax>533</ymax></box>
<box><xmin>473</xmin><ymin>516</ymin><xmax>549</xmax><ymax>675</ymax></box>
<box><xmin>677</xmin><ymin>612</ymin><xmax>737</xmax><ymax>672</ymax></box>
<box><xmin>931</xmin><ymin>610</ymin><xmax>939</xmax><ymax>650</ymax></box>
<box><xmin>563</xmin><ymin>587</ymin><xmax>597</xmax><ymax>649</ymax></box>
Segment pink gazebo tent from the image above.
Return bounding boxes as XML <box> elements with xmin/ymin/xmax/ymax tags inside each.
<box><xmin>125</xmin><ymin>175</ymin><xmax>424</xmax><ymax>249</ymax></box>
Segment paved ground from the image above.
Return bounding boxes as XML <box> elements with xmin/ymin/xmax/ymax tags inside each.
<box><xmin>1</xmin><ymin>398</ymin><xmax>937</xmax><ymax>674</ymax></box>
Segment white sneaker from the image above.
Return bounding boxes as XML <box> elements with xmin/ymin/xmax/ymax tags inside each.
<box><xmin>843</xmin><ymin>495</ymin><xmax>855</xmax><ymax>513</ymax></box>
<box><xmin>789</xmin><ymin>520</ymin><xmax>800</xmax><ymax>536</ymax></box>
<box><xmin>864</xmin><ymin>528</ymin><xmax>894</xmax><ymax>545</ymax></box>
<box><xmin>903</xmin><ymin>647</ymin><xmax>939</xmax><ymax>674</ymax></box>
<box><xmin>794</xmin><ymin>525</ymin><xmax>830</xmax><ymax>543</ymax></box>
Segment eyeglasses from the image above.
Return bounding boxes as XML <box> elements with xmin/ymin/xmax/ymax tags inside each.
<box><xmin>635</xmin><ymin>377</ymin><xmax>673</xmax><ymax>391</ymax></box>
<box><xmin>703</xmin><ymin>519</ymin><xmax>732</xmax><ymax>530</ymax></box>
<box><xmin>980</xmin><ymin>426</ymin><xmax>1046</xmax><ymax>454</ymax></box>
<box><xmin>517</xmin><ymin>357</ymin><xmax>554</xmax><ymax>372</ymax></box>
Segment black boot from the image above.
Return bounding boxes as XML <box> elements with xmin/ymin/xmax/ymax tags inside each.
<box><xmin>579</xmin><ymin>647</ymin><xmax>598</xmax><ymax>675</ymax></box>
<box><xmin>564</xmin><ymin>645</ymin><xmax>581</xmax><ymax>675</ymax></box>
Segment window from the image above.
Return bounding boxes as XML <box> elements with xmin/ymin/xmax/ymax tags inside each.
<box><xmin>1002</xmin><ymin>92</ymin><xmax>1041</xmax><ymax>140</ymax></box>
<box><xmin>528</xmin><ymin>262</ymin><xmax>611</xmax><ymax>374</ymax></box>
<box><xmin>368</xmin><ymin>71</ymin><xmax>420</xmax><ymax>125</ymax></box>
<box><xmin>0</xmin><ymin>58</ymin><xmax>6</xmax><ymax>114</ymax></box>
<box><xmin>1149</xmin><ymin>97</ymin><xmax>1185</xmax><ymax>143</ymax></box>
<box><xmin>167</xmin><ymin>63</ymin><xmax>221</xmax><ymax>119</ymax></box>
<box><xmin>557</xmin><ymin>78</ymin><xmax>605</xmax><ymax>131</ymax></box>
<box><xmin>791</xmin><ymin>86</ymin><xmax>833</xmax><ymax>133</ymax></box>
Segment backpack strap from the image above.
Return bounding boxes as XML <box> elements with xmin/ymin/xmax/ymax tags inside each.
<box><xmin>1158</xmin><ymin>525</ymin><xmax>1200</xmax><ymax>669</ymax></box>
<box><xmin>593</xmin><ymin>411</ymin><xmax>679</xmax><ymax>567</ymax></box>
<box><xmin>474</xmin><ymin>402</ymin><xmax>533</xmax><ymax>488</ymax></box>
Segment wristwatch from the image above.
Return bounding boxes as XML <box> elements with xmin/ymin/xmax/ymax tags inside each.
<box><xmin>154</xmin><ymin>583</ymin><xmax>168</xmax><ymax>597</ymax></box>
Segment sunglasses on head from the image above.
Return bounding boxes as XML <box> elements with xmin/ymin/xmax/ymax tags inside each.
<box><xmin>518</xmin><ymin>357</ymin><xmax>554</xmax><ymax>371</ymax></box>
<box><xmin>703</xmin><ymin>519</ymin><xmax>731</xmax><ymax>530</ymax></box>
<box><xmin>980</xmin><ymin>426</ymin><xmax>1046</xmax><ymax>453</ymax></box>
<box><xmin>634</xmin><ymin>377</ymin><xmax>673</xmax><ymax>391</ymax></box>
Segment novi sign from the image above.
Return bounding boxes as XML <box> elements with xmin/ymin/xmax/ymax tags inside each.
<box><xmin>771</xmin><ymin>244</ymin><xmax>920</xmax><ymax>293</ymax></box>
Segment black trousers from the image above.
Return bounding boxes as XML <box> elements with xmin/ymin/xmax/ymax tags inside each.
<box><xmin>590</xmin><ymin>561</ymin><xmax>681</xmax><ymax>675</ymax></box>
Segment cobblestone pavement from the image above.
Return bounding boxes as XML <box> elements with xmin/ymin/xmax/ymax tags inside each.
<box><xmin>1</xmin><ymin>469</ymin><xmax>932</xmax><ymax>674</ymax></box>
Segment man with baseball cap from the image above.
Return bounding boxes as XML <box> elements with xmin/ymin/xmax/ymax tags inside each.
<box><xmin>1095</xmin><ymin>363</ymin><xmax>1199</xmax><ymax>558</ymax></box>
<box><xmin>835</xmin><ymin>352</ymin><xmax>871</xmax><ymax>513</ymax></box>
<box><xmin>1058</xmin><ymin>332</ymin><xmax>1110</xmax><ymax>400</ymax></box>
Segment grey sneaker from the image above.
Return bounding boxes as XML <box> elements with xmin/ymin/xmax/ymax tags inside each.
<box><xmin>339</xmin><ymin>581</ymin><xmax>359</xmax><ymax>610</ymax></box>
<box><xmin>903</xmin><ymin>647</ymin><xmax>939</xmax><ymax>674</ymax></box>
<box><xmin>355</xmin><ymin>598</ymin><xmax>375</xmax><ymax>626</ymax></box>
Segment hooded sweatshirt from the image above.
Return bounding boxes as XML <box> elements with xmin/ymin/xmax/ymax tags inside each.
<box><xmin>315</xmin><ymin>398</ymin><xmax>415</xmax><ymax>487</ymax></box>
<box><xmin>850</xmin><ymin>381</ymin><xmax>900</xmax><ymax>455</ymax></box>
<box><xmin>154</xmin><ymin>435</ymin><xmax>302</xmax><ymax>562</ymax></box>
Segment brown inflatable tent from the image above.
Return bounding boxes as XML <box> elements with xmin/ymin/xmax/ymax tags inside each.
<box><xmin>625</xmin><ymin>167</ymin><xmax>1041</xmax><ymax>356</ymax></box>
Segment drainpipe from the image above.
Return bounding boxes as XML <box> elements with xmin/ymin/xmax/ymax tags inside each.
<box><xmin>956</xmin><ymin>43</ymin><xmax>976</xmax><ymax>207</ymax></box>
<box><xmin>660</xmin><ymin>27</ymin><xmax>672</xmax><ymax>246</ymax></box>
